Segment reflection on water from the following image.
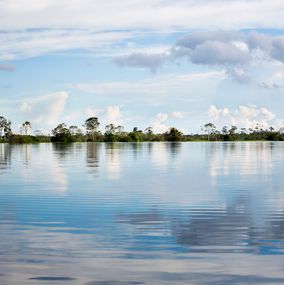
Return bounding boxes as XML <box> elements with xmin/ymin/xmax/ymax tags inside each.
<box><xmin>1</xmin><ymin>142</ymin><xmax>284</xmax><ymax>284</ymax></box>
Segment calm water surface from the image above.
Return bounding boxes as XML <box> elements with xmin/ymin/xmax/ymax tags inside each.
<box><xmin>1</xmin><ymin>142</ymin><xmax>284</xmax><ymax>284</ymax></box>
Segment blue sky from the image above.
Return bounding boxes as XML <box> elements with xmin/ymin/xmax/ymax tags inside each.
<box><xmin>0</xmin><ymin>0</ymin><xmax>284</xmax><ymax>134</ymax></box>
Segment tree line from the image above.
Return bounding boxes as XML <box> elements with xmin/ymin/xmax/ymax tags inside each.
<box><xmin>0</xmin><ymin>115</ymin><xmax>284</xmax><ymax>143</ymax></box>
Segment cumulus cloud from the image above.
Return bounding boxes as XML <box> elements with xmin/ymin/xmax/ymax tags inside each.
<box><xmin>171</xmin><ymin>31</ymin><xmax>253</xmax><ymax>69</ymax></box>
<box><xmin>175</xmin><ymin>31</ymin><xmax>243</xmax><ymax>49</ymax></box>
<box><xmin>114</xmin><ymin>31</ymin><xmax>250</xmax><ymax>75</ymax></box>
<box><xmin>190</xmin><ymin>41</ymin><xmax>250</xmax><ymax>66</ymax></box>
<box><xmin>151</xmin><ymin>113</ymin><xmax>169</xmax><ymax>133</ymax></box>
<box><xmin>270</xmin><ymin>38</ymin><xmax>284</xmax><ymax>63</ymax></box>
<box><xmin>149</xmin><ymin>111</ymin><xmax>188</xmax><ymax>133</ymax></box>
<box><xmin>113</xmin><ymin>30</ymin><xmax>284</xmax><ymax>83</ymax></box>
<box><xmin>24</xmin><ymin>92</ymin><xmax>69</xmax><ymax>128</ymax></box>
<box><xmin>81</xmin><ymin>105</ymin><xmax>124</xmax><ymax>130</ymax></box>
<box><xmin>247</xmin><ymin>32</ymin><xmax>284</xmax><ymax>63</ymax></box>
<box><xmin>105</xmin><ymin>106</ymin><xmax>123</xmax><ymax>125</ymax></box>
<box><xmin>208</xmin><ymin>104</ymin><xmax>276</xmax><ymax>129</ymax></box>
<box><xmin>114</xmin><ymin>52</ymin><xmax>167</xmax><ymax>72</ymax></box>
<box><xmin>208</xmin><ymin>105</ymin><xmax>222</xmax><ymax>121</ymax></box>
<box><xmin>0</xmin><ymin>1</ymin><xmax>284</xmax><ymax>61</ymax></box>
<box><xmin>0</xmin><ymin>91</ymin><xmax>69</xmax><ymax>132</ymax></box>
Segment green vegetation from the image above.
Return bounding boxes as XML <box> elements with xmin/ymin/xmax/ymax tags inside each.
<box><xmin>0</xmin><ymin>115</ymin><xmax>284</xmax><ymax>143</ymax></box>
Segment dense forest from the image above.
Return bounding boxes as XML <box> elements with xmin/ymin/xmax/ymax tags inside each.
<box><xmin>1</xmin><ymin>116</ymin><xmax>284</xmax><ymax>143</ymax></box>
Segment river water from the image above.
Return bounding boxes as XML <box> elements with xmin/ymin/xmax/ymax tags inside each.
<box><xmin>0</xmin><ymin>142</ymin><xmax>284</xmax><ymax>284</ymax></box>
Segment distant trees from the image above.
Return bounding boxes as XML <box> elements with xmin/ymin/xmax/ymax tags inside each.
<box><xmin>69</xmin><ymin>125</ymin><xmax>81</xmax><ymax>136</ymax></box>
<box><xmin>203</xmin><ymin>123</ymin><xmax>216</xmax><ymax>141</ymax></box>
<box><xmin>104</xmin><ymin>124</ymin><xmax>120</xmax><ymax>142</ymax></box>
<box><xmin>52</xmin><ymin>123</ymin><xmax>73</xmax><ymax>143</ymax></box>
<box><xmin>145</xmin><ymin>127</ymin><xmax>153</xmax><ymax>135</ymax></box>
<box><xmin>228</xmin><ymin>125</ymin><xmax>238</xmax><ymax>140</ymax></box>
<box><xmin>164</xmin><ymin>127</ymin><xmax>183</xmax><ymax>141</ymax></box>
<box><xmin>84</xmin><ymin>117</ymin><xmax>100</xmax><ymax>141</ymax></box>
<box><xmin>1</xmin><ymin>114</ymin><xmax>284</xmax><ymax>143</ymax></box>
<box><xmin>143</xmin><ymin>127</ymin><xmax>154</xmax><ymax>141</ymax></box>
<box><xmin>128</xmin><ymin>127</ymin><xmax>143</xmax><ymax>142</ymax></box>
<box><xmin>0</xmin><ymin>116</ymin><xmax>12</xmax><ymax>140</ymax></box>
<box><xmin>21</xmin><ymin>121</ymin><xmax>32</xmax><ymax>135</ymax></box>
<box><xmin>69</xmin><ymin>125</ymin><xmax>84</xmax><ymax>142</ymax></box>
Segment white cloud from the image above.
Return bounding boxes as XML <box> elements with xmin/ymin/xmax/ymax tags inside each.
<box><xmin>208</xmin><ymin>105</ymin><xmax>222</xmax><ymax>121</ymax></box>
<box><xmin>113</xmin><ymin>30</ymin><xmax>284</xmax><ymax>84</ymax></box>
<box><xmin>208</xmin><ymin>104</ymin><xmax>276</xmax><ymax>129</ymax></box>
<box><xmin>105</xmin><ymin>105</ymin><xmax>123</xmax><ymax>126</ymax></box>
<box><xmin>0</xmin><ymin>1</ymin><xmax>283</xmax><ymax>61</ymax></box>
<box><xmin>190</xmin><ymin>41</ymin><xmax>251</xmax><ymax>66</ymax></box>
<box><xmin>151</xmin><ymin>113</ymin><xmax>169</xmax><ymax>133</ymax></box>
<box><xmin>0</xmin><ymin>91</ymin><xmax>69</xmax><ymax>131</ymax></box>
<box><xmin>31</xmin><ymin>92</ymin><xmax>69</xmax><ymax>127</ymax></box>
<box><xmin>0</xmin><ymin>0</ymin><xmax>284</xmax><ymax>31</ymax></box>
<box><xmin>114</xmin><ymin>52</ymin><xmax>167</xmax><ymax>72</ymax></box>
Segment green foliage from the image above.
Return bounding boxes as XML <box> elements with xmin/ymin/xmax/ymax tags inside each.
<box><xmin>69</xmin><ymin>125</ymin><xmax>87</xmax><ymax>142</ymax></box>
<box><xmin>203</xmin><ymin>123</ymin><xmax>217</xmax><ymax>141</ymax></box>
<box><xmin>8</xmin><ymin>135</ymin><xmax>51</xmax><ymax>144</ymax></box>
<box><xmin>51</xmin><ymin>123</ymin><xmax>74</xmax><ymax>143</ymax></box>
<box><xmin>85</xmin><ymin>117</ymin><xmax>100</xmax><ymax>141</ymax></box>
<box><xmin>128</xmin><ymin>127</ymin><xmax>143</xmax><ymax>142</ymax></box>
<box><xmin>164</xmin><ymin>127</ymin><xmax>183</xmax><ymax>141</ymax></box>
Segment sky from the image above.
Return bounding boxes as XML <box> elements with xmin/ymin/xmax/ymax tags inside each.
<box><xmin>0</xmin><ymin>0</ymin><xmax>284</xmax><ymax>134</ymax></box>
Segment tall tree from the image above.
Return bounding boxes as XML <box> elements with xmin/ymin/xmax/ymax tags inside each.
<box><xmin>52</xmin><ymin>123</ymin><xmax>73</xmax><ymax>143</ymax></box>
<box><xmin>145</xmin><ymin>127</ymin><xmax>153</xmax><ymax>135</ymax></box>
<box><xmin>85</xmin><ymin>117</ymin><xmax>100</xmax><ymax>141</ymax></box>
<box><xmin>229</xmin><ymin>125</ymin><xmax>237</xmax><ymax>135</ymax></box>
<box><xmin>203</xmin><ymin>123</ymin><xmax>216</xmax><ymax>141</ymax></box>
<box><xmin>116</xmin><ymin>125</ymin><xmax>124</xmax><ymax>134</ymax></box>
<box><xmin>104</xmin><ymin>124</ymin><xmax>120</xmax><ymax>142</ymax></box>
<box><xmin>69</xmin><ymin>125</ymin><xmax>82</xmax><ymax>136</ymax></box>
<box><xmin>21</xmin><ymin>121</ymin><xmax>32</xmax><ymax>135</ymax></box>
<box><xmin>0</xmin><ymin>116</ymin><xmax>12</xmax><ymax>139</ymax></box>
<box><xmin>164</xmin><ymin>127</ymin><xmax>183</xmax><ymax>141</ymax></box>
<box><xmin>105</xmin><ymin>124</ymin><xmax>116</xmax><ymax>134</ymax></box>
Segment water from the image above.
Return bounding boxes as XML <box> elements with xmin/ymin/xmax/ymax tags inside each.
<box><xmin>1</xmin><ymin>142</ymin><xmax>284</xmax><ymax>285</ymax></box>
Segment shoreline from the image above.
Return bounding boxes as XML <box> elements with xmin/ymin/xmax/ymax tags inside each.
<box><xmin>1</xmin><ymin>140</ymin><xmax>283</xmax><ymax>145</ymax></box>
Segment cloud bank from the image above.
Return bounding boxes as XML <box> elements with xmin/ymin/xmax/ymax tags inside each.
<box><xmin>208</xmin><ymin>105</ymin><xmax>278</xmax><ymax>130</ymax></box>
<box><xmin>1</xmin><ymin>92</ymin><xmax>69</xmax><ymax>132</ymax></box>
<box><xmin>113</xmin><ymin>30</ymin><xmax>284</xmax><ymax>83</ymax></box>
<box><xmin>0</xmin><ymin>0</ymin><xmax>284</xmax><ymax>31</ymax></box>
